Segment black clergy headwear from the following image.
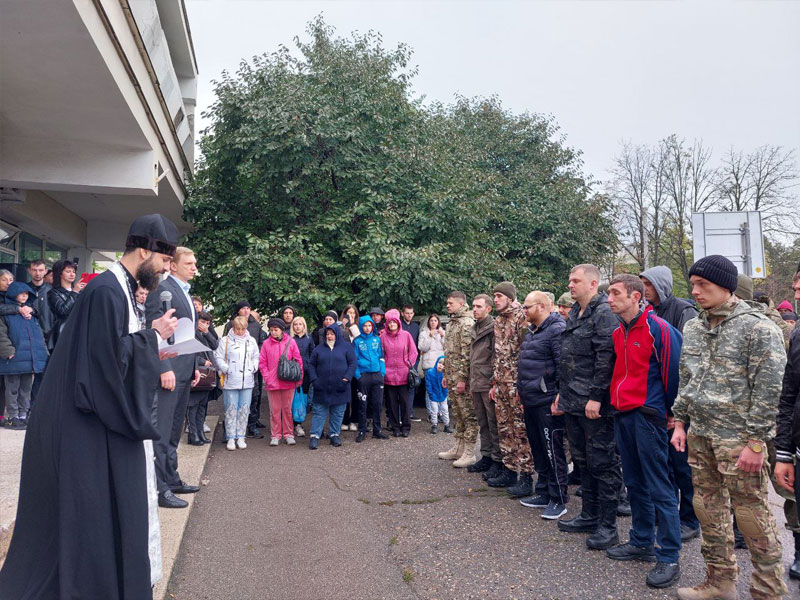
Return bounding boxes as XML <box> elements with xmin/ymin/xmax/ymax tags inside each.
<box><xmin>126</xmin><ymin>214</ymin><xmax>179</xmax><ymax>257</ymax></box>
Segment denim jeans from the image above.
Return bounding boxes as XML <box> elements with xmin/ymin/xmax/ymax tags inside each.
<box><xmin>223</xmin><ymin>388</ymin><xmax>253</xmax><ymax>440</ymax></box>
<box><xmin>310</xmin><ymin>402</ymin><xmax>346</xmax><ymax>438</ymax></box>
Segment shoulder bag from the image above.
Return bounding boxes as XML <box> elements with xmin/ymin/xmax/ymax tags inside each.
<box><xmin>277</xmin><ymin>338</ymin><xmax>302</xmax><ymax>382</ymax></box>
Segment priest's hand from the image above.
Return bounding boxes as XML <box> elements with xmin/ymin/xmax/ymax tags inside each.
<box><xmin>190</xmin><ymin>370</ymin><xmax>201</xmax><ymax>388</ymax></box>
<box><xmin>152</xmin><ymin>308</ymin><xmax>178</xmax><ymax>340</ymax></box>
<box><xmin>161</xmin><ymin>370</ymin><xmax>176</xmax><ymax>391</ymax></box>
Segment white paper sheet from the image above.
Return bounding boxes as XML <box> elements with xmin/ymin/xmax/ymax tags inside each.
<box><xmin>158</xmin><ymin>317</ymin><xmax>210</xmax><ymax>356</ymax></box>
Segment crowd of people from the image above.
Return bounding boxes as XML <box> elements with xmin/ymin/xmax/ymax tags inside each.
<box><xmin>2</xmin><ymin>222</ymin><xmax>800</xmax><ymax>599</ymax></box>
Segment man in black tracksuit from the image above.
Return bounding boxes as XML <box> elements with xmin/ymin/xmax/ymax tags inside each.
<box><xmin>556</xmin><ymin>264</ymin><xmax>622</xmax><ymax>550</ymax></box>
<box><xmin>517</xmin><ymin>291</ymin><xmax>569</xmax><ymax>519</ymax></box>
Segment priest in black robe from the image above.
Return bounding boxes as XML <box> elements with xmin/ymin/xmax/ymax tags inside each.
<box><xmin>0</xmin><ymin>215</ymin><xmax>180</xmax><ymax>600</ymax></box>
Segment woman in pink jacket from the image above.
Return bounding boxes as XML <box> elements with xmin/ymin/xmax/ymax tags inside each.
<box><xmin>380</xmin><ymin>309</ymin><xmax>419</xmax><ymax>437</ymax></box>
<box><xmin>259</xmin><ymin>318</ymin><xmax>303</xmax><ymax>446</ymax></box>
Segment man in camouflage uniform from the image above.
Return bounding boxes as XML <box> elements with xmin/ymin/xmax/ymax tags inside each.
<box><xmin>556</xmin><ymin>292</ymin><xmax>574</xmax><ymax>320</ymax></box>
<box><xmin>672</xmin><ymin>255</ymin><xmax>788</xmax><ymax>600</ymax></box>
<box><xmin>438</xmin><ymin>291</ymin><xmax>478</xmax><ymax>467</ymax></box>
<box><xmin>487</xmin><ymin>281</ymin><xmax>534</xmax><ymax>498</ymax></box>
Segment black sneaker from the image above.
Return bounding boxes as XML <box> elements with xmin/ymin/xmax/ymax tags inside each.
<box><xmin>482</xmin><ymin>461</ymin><xmax>503</xmax><ymax>482</ymax></box>
<box><xmin>373</xmin><ymin>431</ymin><xmax>389</xmax><ymax>440</ymax></box>
<box><xmin>330</xmin><ymin>435</ymin><xmax>342</xmax><ymax>447</ymax></box>
<box><xmin>10</xmin><ymin>417</ymin><xmax>26</xmax><ymax>430</ymax></box>
<box><xmin>680</xmin><ymin>523</ymin><xmax>700</xmax><ymax>542</ymax></box>
<box><xmin>443</xmin><ymin>425</ymin><xmax>453</xmax><ymax>433</ymax></box>
<box><xmin>645</xmin><ymin>562</ymin><xmax>680</xmax><ymax>589</ymax></box>
<box><xmin>507</xmin><ymin>474</ymin><xmax>533</xmax><ymax>498</ymax></box>
<box><xmin>356</xmin><ymin>431</ymin><xmax>366</xmax><ymax>443</ymax></box>
<box><xmin>309</xmin><ymin>437</ymin><xmax>319</xmax><ymax>450</ymax></box>
<box><xmin>410</xmin><ymin>416</ymin><xmax>422</xmax><ymax>423</ymax></box>
<box><xmin>519</xmin><ymin>494</ymin><xmax>550</xmax><ymax>508</ymax></box>
<box><xmin>606</xmin><ymin>542</ymin><xmax>656</xmax><ymax>562</ymax></box>
<box><xmin>392</xmin><ymin>430</ymin><xmax>401</xmax><ymax>438</ymax></box>
<box><xmin>541</xmin><ymin>501</ymin><xmax>568</xmax><ymax>520</ymax></box>
<box><xmin>430</xmin><ymin>424</ymin><xmax>438</xmax><ymax>434</ymax></box>
<box><xmin>487</xmin><ymin>466</ymin><xmax>516</xmax><ymax>488</ymax></box>
<box><xmin>467</xmin><ymin>455</ymin><xmax>494</xmax><ymax>473</ymax></box>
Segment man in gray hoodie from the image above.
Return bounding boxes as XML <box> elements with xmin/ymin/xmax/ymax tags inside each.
<box><xmin>640</xmin><ymin>265</ymin><xmax>700</xmax><ymax>542</ymax></box>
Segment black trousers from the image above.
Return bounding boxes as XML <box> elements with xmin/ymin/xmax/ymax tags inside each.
<box><xmin>385</xmin><ymin>384</ymin><xmax>410</xmax><ymax>434</ymax></box>
<box><xmin>154</xmin><ymin>378</ymin><xmax>192</xmax><ymax>494</ymax></box>
<box><xmin>523</xmin><ymin>404</ymin><xmax>569</xmax><ymax>504</ymax></box>
<box><xmin>564</xmin><ymin>413</ymin><xmax>621</xmax><ymax>511</ymax></box>
<box><xmin>342</xmin><ymin>380</ymin><xmax>358</xmax><ymax>426</ymax></box>
<box><xmin>187</xmin><ymin>390</ymin><xmax>210</xmax><ymax>437</ymax></box>
<box><xmin>356</xmin><ymin>373</ymin><xmax>384</xmax><ymax>434</ymax></box>
<box><xmin>247</xmin><ymin>372</ymin><xmax>263</xmax><ymax>429</ymax></box>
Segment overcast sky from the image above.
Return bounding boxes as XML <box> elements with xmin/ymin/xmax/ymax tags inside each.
<box><xmin>186</xmin><ymin>0</ymin><xmax>800</xmax><ymax>186</ymax></box>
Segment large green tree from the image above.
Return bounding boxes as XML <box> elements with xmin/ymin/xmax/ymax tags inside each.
<box><xmin>185</xmin><ymin>18</ymin><xmax>616</xmax><ymax>321</ymax></box>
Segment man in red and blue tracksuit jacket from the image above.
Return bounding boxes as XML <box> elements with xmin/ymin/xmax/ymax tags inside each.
<box><xmin>606</xmin><ymin>274</ymin><xmax>683</xmax><ymax>589</ymax></box>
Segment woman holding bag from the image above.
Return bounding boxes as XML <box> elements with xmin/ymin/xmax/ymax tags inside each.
<box><xmin>214</xmin><ymin>316</ymin><xmax>259</xmax><ymax>450</ymax></box>
<box><xmin>380</xmin><ymin>309</ymin><xmax>418</xmax><ymax>437</ymax></box>
<box><xmin>259</xmin><ymin>318</ymin><xmax>303</xmax><ymax>446</ymax></box>
<box><xmin>290</xmin><ymin>316</ymin><xmax>315</xmax><ymax>437</ymax></box>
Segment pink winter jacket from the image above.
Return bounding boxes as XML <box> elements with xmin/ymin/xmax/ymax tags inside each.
<box><xmin>380</xmin><ymin>309</ymin><xmax>419</xmax><ymax>386</ymax></box>
<box><xmin>259</xmin><ymin>334</ymin><xmax>304</xmax><ymax>391</ymax></box>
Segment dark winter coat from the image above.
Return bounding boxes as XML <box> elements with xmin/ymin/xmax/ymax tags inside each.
<box><xmin>307</xmin><ymin>326</ymin><xmax>356</xmax><ymax>406</ymax></box>
<box><xmin>29</xmin><ymin>281</ymin><xmax>53</xmax><ymax>347</ymax></box>
<box><xmin>517</xmin><ymin>312</ymin><xmax>565</xmax><ymax>408</ymax></box>
<box><xmin>776</xmin><ymin>326</ymin><xmax>800</xmax><ymax>462</ymax></box>
<box><xmin>558</xmin><ymin>292</ymin><xmax>617</xmax><ymax>416</ymax></box>
<box><xmin>293</xmin><ymin>333</ymin><xmax>315</xmax><ymax>389</ymax></box>
<box><xmin>469</xmin><ymin>315</ymin><xmax>495</xmax><ymax>393</ymax></box>
<box><xmin>0</xmin><ymin>283</ymin><xmax>49</xmax><ymax>375</ymax></box>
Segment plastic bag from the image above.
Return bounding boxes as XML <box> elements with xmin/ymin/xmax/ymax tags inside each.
<box><xmin>292</xmin><ymin>388</ymin><xmax>308</xmax><ymax>423</ymax></box>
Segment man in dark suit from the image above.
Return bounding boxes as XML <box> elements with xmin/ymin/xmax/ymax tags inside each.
<box><xmin>145</xmin><ymin>246</ymin><xmax>201</xmax><ymax>508</ymax></box>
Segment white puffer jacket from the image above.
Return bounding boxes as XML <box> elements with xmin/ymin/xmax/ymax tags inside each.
<box><xmin>214</xmin><ymin>330</ymin><xmax>259</xmax><ymax>390</ymax></box>
<box><xmin>418</xmin><ymin>327</ymin><xmax>446</xmax><ymax>371</ymax></box>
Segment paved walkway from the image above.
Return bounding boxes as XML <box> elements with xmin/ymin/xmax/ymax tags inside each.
<box><xmin>169</xmin><ymin>417</ymin><xmax>799</xmax><ymax>600</ymax></box>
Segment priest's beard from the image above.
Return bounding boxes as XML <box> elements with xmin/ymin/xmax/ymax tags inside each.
<box><xmin>136</xmin><ymin>256</ymin><xmax>162</xmax><ymax>292</ymax></box>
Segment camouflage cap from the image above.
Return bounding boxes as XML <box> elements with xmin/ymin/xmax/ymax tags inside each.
<box><xmin>557</xmin><ymin>292</ymin><xmax>574</xmax><ymax>307</ymax></box>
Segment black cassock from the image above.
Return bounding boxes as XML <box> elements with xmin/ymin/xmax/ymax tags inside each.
<box><xmin>0</xmin><ymin>268</ymin><xmax>162</xmax><ymax>599</ymax></box>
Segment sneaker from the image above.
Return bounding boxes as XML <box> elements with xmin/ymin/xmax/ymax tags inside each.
<box><xmin>430</xmin><ymin>424</ymin><xmax>438</xmax><ymax>434</ymax></box>
<box><xmin>541</xmin><ymin>501</ymin><xmax>568</xmax><ymax>520</ymax></box>
<box><xmin>349</xmin><ymin>423</ymin><xmax>359</xmax><ymax>431</ymax></box>
<box><xmin>680</xmin><ymin>523</ymin><xmax>700</xmax><ymax>542</ymax></box>
<box><xmin>356</xmin><ymin>431</ymin><xmax>366</xmax><ymax>443</ymax></box>
<box><xmin>270</xmin><ymin>437</ymin><xmax>280</xmax><ymax>446</ymax></box>
<box><xmin>373</xmin><ymin>431</ymin><xmax>389</xmax><ymax>440</ymax></box>
<box><xmin>443</xmin><ymin>425</ymin><xmax>453</xmax><ymax>433</ymax></box>
<box><xmin>606</xmin><ymin>542</ymin><xmax>656</xmax><ymax>562</ymax></box>
<box><xmin>645</xmin><ymin>562</ymin><xmax>680</xmax><ymax>589</ymax></box>
<box><xmin>236</xmin><ymin>438</ymin><xmax>247</xmax><ymax>449</ymax></box>
<box><xmin>309</xmin><ymin>437</ymin><xmax>319</xmax><ymax>450</ymax></box>
<box><xmin>203</xmin><ymin>423</ymin><xmax>211</xmax><ymax>433</ymax></box>
<box><xmin>410</xmin><ymin>416</ymin><xmax>422</xmax><ymax>423</ymax></box>
<box><xmin>226</xmin><ymin>439</ymin><xmax>236</xmax><ymax>451</ymax></box>
<box><xmin>286</xmin><ymin>436</ymin><xmax>296</xmax><ymax>445</ymax></box>
<box><xmin>330</xmin><ymin>435</ymin><xmax>342</xmax><ymax>447</ymax></box>
<box><xmin>520</xmin><ymin>494</ymin><xmax>550</xmax><ymax>508</ymax></box>
<box><xmin>10</xmin><ymin>418</ymin><xmax>26</xmax><ymax>430</ymax></box>
<box><xmin>294</xmin><ymin>424</ymin><xmax>306</xmax><ymax>438</ymax></box>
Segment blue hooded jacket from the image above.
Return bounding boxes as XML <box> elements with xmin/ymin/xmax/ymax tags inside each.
<box><xmin>353</xmin><ymin>316</ymin><xmax>385</xmax><ymax>378</ymax></box>
<box><xmin>425</xmin><ymin>355</ymin><xmax>448</xmax><ymax>403</ymax></box>
<box><xmin>307</xmin><ymin>325</ymin><xmax>356</xmax><ymax>406</ymax></box>
<box><xmin>0</xmin><ymin>282</ymin><xmax>49</xmax><ymax>375</ymax></box>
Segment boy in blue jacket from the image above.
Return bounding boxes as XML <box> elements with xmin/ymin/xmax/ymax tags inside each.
<box><xmin>353</xmin><ymin>316</ymin><xmax>389</xmax><ymax>442</ymax></box>
<box><xmin>0</xmin><ymin>282</ymin><xmax>49</xmax><ymax>429</ymax></box>
<box><xmin>425</xmin><ymin>355</ymin><xmax>449</xmax><ymax>434</ymax></box>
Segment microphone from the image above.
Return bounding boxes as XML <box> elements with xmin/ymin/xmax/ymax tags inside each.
<box><xmin>160</xmin><ymin>290</ymin><xmax>174</xmax><ymax>345</ymax></box>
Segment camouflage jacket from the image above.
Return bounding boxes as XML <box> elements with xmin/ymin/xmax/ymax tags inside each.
<box><xmin>762</xmin><ymin>298</ymin><xmax>792</xmax><ymax>349</ymax></box>
<box><xmin>493</xmin><ymin>304</ymin><xmax>527</xmax><ymax>388</ymax></box>
<box><xmin>443</xmin><ymin>305</ymin><xmax>474</xmax><ymax>387</ymax></box>
<box><xmin>673</xmin><ymin>298</ymin><xmax>787</xmax><ymax>442</ymax></box>
<box><xmin>558</xmin><ymin>293</ymin><xmax>617</xmax><ymax>415</ymax></box>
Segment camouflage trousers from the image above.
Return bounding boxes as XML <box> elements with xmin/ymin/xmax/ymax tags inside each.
<box><xmin>687</xmin><ymin>434</ymin><xmax>787</xmax><ymax>599</ymax></box>
<box><xmin>494</xmin><ymin>384</ymin><xmax>532</xmax><ymax>474</ymax></box>
<box><xmin>767</xmin><ymin>441</ymin><xmax>799</xmax><ymax>533</ymax></box>
<box><xmin>449</xmin><ymin>391</ymin><xmax>478</xmax><ymax>443</ymax></box>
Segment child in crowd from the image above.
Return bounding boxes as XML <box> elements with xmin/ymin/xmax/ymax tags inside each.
<box><xmin>0</xmin><ymin>283</ymin><xmax>49</xmax><ymax>429</ymax></box>
<box><xmin>425</xmin><ymin>355</ymin><xmax>450</xmax><ymax>434</ymax></box>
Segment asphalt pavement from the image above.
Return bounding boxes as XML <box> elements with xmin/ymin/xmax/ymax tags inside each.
<box><xmin>168</xmin><ymin>407</ymin><xmax>800</xmax><ymax>600</ymax></box>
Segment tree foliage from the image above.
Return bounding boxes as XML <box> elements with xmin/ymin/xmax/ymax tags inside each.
<box><xmin>185</xmin><ymin>18</ymin><xmax>616</xmax><ymax>321</ymax></box>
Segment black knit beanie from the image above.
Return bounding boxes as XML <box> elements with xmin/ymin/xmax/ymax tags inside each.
<box><xmin>688</xmin><ymin>255</ymin><xmax>738</xmax><ymax>293</ymax></box>
<box><xmin>323</xmin><ymin>310</ymin><xmax>339</xmax><ymax>322</ymax></box>
<box><xmin>267</xmin><ymin>318</ymin><xmax>286</xmax><ymax>331</ymax></box>
<box><xmin>493</xmin><ymin>281</ymin><xmax>517</xmax><ymax>301</ymax></box>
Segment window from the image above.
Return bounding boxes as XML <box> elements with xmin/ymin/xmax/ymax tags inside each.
<box><xmin>45</xmin><ymin>242</ymin><xmax>67</xmax><ymax>266</ymax></box>
<box><xmin>19</xmin><ymin>232</ymin><xmax>43</xmax><ymax>265</ymax></box>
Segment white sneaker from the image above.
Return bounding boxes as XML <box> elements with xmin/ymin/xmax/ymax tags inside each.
<box><xmin>226</xmin><ymin>439</ymin><xmax>236</xmax><ymax>451</ymax></box>
<box><xmin>286</xmin><ymin>436</ymin><xmax>296</xmax><ymax>445</ymax></box>
<box><xmin>294</xmin><ymin>424</ymin><xmax>306</xmax><ymax>438</ymax></box>
<box><xmin>349</xmin><ymin>423</ymin><xmax>358</xmax><ymax>431</ymax></box>
<box><xmin>270</xmin><ymin>437</ymin><xmax>279</xmax><ymax>446</ymax></box>
<box><xmin>236</xmin><ymin>438</ymin><xmax>247</xmax><ymax>449</ymax></box>
<box><xmin>203</xmin><ymin>423</ymin><xmax>211</xmax><ymax>433</ymax></box>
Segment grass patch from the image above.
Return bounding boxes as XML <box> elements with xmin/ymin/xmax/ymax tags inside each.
<box><xmin>378</xmin><ymin>500</ymin><xmax>396</xmax><ymax>506</ymax></box>
<box><xmin>469</xmin><ymin>486</ymin><xmax>488</xmax><ymax>493</ymax></box>
<box><xmin>400</xmin><ymin>497</ymin><xmax>441</xmax><ymax>505</ymax></box>
<box><xmin>389</xmin><ymin>535</ymin><xmax>398</xmax><ymax>545</ymax></box>
<box><xmin>357</xmin><ymin>498</ymin><xmax>371</xmax><ymax>504</ymax></box>
<box><xmin>403</xmin><ymin>569</ymin><xmax>414</xmax><ymax>583</ymax></box>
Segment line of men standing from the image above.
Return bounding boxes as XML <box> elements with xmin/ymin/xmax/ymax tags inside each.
<box><xmin>434</xmin><ymin>256</ymin><xmax>798</xmax><ymax>596</ymax></box>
